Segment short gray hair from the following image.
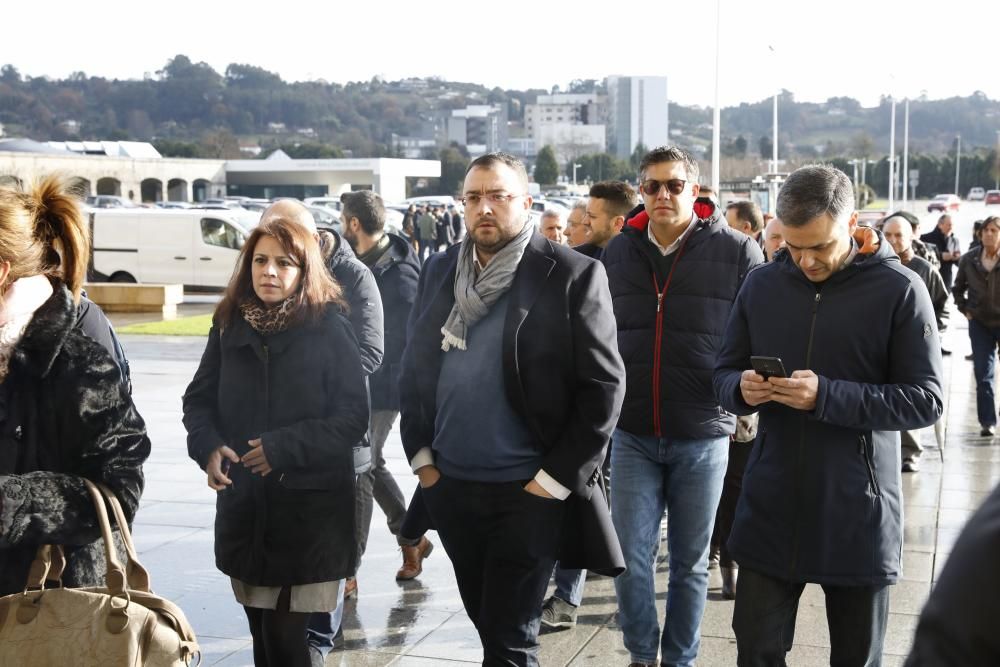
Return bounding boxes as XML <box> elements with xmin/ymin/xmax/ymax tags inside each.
<box><xmin>571</xmin><ymin>198</ymin><xmax>588</xmax><ymax>213</ymax></box>
<box><xmin>540</xmin><ymin>209</ymin><xmax>562</xmax><ymax>221</ymax></box>
<box><xmin>776</xmin><ymin>165</ymin><xmax>854</xmax><ymax>227</ymax></box>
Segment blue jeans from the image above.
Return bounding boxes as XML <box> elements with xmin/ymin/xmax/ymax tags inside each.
<box><xmin>611</xmin><ymin>429</ymin><xmax>728</xmax><ymax>667</ymax></box>
<box><xmin>552</xmin><ymin>564</ymin><xmax>586</xmax><ymax>606</ymax></box>
<box><xmin>969</xmin><ymin>318</ymin><xmax>1000</xmax><ymax>427</ymax></box>
<box><xmin>305</xmin><ymin>578</ymin><xmax>346</xmax><ymax>652</ymax></box>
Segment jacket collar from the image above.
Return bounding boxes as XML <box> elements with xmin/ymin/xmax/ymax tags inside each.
<box><xmin>11</xmin><ymin>279</ymin><xmax>76</xmax><ymax>379</ymax></box>
<box><xmin>773</xmin><ymin>227</ymin><xmax>897</xmax><ymax>285</ymax></box>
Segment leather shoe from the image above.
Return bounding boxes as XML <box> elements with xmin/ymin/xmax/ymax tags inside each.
<box><xmin>982</xmin><ymin>425</ymin><xmax>996</xmax><ymax>437</ymax></box>
<box><xmin>721</xmin><ymin>566</ymin><xmax>738</xmax><ymax>600</ymax></box>
<box><xmin>396</xmin><ymin>536</ymin><xmax>434</xmax><ymax>580</ymax></box>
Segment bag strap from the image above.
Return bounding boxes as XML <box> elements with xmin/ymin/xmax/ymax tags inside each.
<box><xmin>81</xmin><ymin>479</ymin><xmax>128</xmax><ymax>596</ymax></box>
<box><xmin>94</xmin><ymin>483</ymin><xmax>152</xmax><ymax>592</ymax></box>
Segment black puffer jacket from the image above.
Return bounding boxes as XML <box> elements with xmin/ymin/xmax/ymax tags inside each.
<box><xmin>366</xmin><ymin>233</ymin><xmax>420</xmax><ymax>411</ymax></box>
<box><xmin>602</xmin><ymin>206</ymin><xmax>764</xmax><ymax>438</ymax></box>
<box><xmin>183</xmin><ymin>306</ymin><xmax>370</xmax><ymax>585</ymax></box>
<box><xmin>321</xmin><ymin>229</ymin><xmax>384</xmax><ymax>376</ymax></box>
<box><xmin>0</xmin><ymin>281</ymin><xmax>150</xmax><ymax>596</ymax></box>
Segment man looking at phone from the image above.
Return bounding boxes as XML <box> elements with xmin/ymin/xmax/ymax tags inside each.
<box><xmin>603</xmin><ymin>145</ymin><xmax>763</xmax><ymax>667</ymax></box>
<box><xmin>714</xmin><ymin>165</ymin><xmax>944</xmax><ymax>665</ymax></box>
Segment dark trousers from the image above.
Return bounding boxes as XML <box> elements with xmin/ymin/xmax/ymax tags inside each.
<box><xmin>712</xmin><ymin>440</ymin><xmax>752</xmax><ymax>567</ymax></box>
<box><xmin>733</xmin><ymin>568</ymin><xmax>890</xmax><ymax>667</ymax></box>
<box><xmin>244</xmin><ymin>587</ymin><xmax>312</xmax><ymax>667</ymax></box>
<box><xmin>355</xmin><ymin>410</ymin><xmax>420</xmax><ymax>555</ymax></box>
<box><xmin>423</xmin><ymin>475</ymin><xmax>565</xmax><ymax>667</ymax></box>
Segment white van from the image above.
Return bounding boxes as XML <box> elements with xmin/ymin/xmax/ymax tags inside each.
<box><xmin>90</xmin><ymin>209</ymin><xmax>248</xmax><ymax>289</ymax></box>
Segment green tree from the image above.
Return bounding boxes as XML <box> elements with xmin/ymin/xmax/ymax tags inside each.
<box><xmin>438</xmin><ymin>146</ymin><xmax>470</xmax><ymax>196</ymax></box>
<box><xmin>629</xmin><ymin>143</ymin><xmax>649</xmax><ymax>171</ymax></box>
<box><xmin>535</xmin><ymin>145</ymin><xmax>560</xmax><ymax>185</ymax></box>
<box><xmin>759</xmin><ymin>135</ymin><xmax>773</xmax><ymax>160</ymax></box>
<box><xmin>280</xmin><ymin>142</ymin><xmax>344</xmax><ymax>159</ymax></box>
<box><xmin>574</xmin><ymin>153</ymin><xmax>632</xmax><ymax>183</ymax></box>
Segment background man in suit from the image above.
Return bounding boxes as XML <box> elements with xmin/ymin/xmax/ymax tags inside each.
<box><xmin>398</xmin><ymin>152</ymin><xmax>625</xmax><ymax>667</ymax></box>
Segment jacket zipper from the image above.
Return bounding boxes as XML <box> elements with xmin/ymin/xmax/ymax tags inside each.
<box><xmin>649</xmin><ymin>230</ymin><xmax>694</xmax><ymax>437</ymax></box>
<box><xmin>860</xmin><ymin>435</ymin><xmax>881</xmax><ymax>496</ymax></box>
<box><xmin>789</xmin><ymin>291</ymin><xmax>822</xmax><ymax>578</ymax></box>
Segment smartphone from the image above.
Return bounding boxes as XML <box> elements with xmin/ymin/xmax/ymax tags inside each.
<box><xmin>751</xmin><ymin>356</ymin><xmax>788</xmax><ymax>379</ymax></box>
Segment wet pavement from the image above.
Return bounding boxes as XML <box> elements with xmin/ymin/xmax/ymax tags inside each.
<box><xmin>122</xmin><ymin>304</ymin><xmax>1000</xmax><ymax>666</ymax></box>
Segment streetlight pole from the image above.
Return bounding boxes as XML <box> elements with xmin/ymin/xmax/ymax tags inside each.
<box><xmin>993</xmin><ymin>130</ymin><xmax>1000</xmax><ymax>190</ymax></box>
<box><xmin>772</xmin><ymin>92</ymin><xmax>778</xmax><ymax>174</ymax></box>
<box><xmin>996</xmin><ymin>130</ymin><xmax>1000</xmax><ymax>190</ymax></box>
<box><xmin>711</xmin><ymin>0</ymin><xmax>721</xmax><ymax>194</ymax></box>
<box><xmin>572</xmin><ymin>163</ymin><xmax>582</xmax><ymax>186</ymax></box>
<box><xmin>888</xmin><ymin>97</ymin><xmax>896</xmax><ymax>212</ymax></box>
<box><xmin>902</xmin><ymin>98</ymin><xmax>909</xmax><ymax>207</ymax></box>
<box><xmin>955</xmin><ymin>134</ymin><xmax>961</xmax><ymax>196</ymax></box>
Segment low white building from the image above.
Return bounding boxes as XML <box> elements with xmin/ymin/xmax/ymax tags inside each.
<box><xmin>0</xmin><ymin>139</ymin><xmax>440</xmax><ymax>204</ymax></box>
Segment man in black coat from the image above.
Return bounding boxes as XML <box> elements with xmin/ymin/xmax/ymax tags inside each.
<box><xmin>714</xmin><ymin>165</ymin><xmax>944</xmax><ymax>665</ymax></box>
<box><xmin>340</xmin><ymin>190</ymin><xmax>432</xmax><ymax>581</ymax></box>
<box><xmin>602</xmin><ymin>146</ymin><xmax>763</xmax><ymax>667</ymax></box>
<box><xmin>398</xmin><ymin>152</ymin><xmax>625</xmax><ymax>667</ymax></box>
<box><xmin>920</xmin><ymin>213</ymin><xmax>961</xmax><ymax>290</ymax></box>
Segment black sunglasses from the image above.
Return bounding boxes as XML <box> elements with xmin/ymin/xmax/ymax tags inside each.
<box><xmin>640</xmin><ymin>179</ymin><xmax>687</xmax><ymax>196</ymax></box>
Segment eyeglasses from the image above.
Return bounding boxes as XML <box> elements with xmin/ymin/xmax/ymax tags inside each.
<box><xmin>640</xmin><ymin>179</ymin><xmax>687</xmax><ymax>196</ymax></box>
<box><xmin>461</xmin><ymin>192</ymin><xmax>525</xmax><ymax>207</ymax></box>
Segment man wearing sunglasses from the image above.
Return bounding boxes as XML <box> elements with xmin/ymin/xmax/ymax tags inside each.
<box><xmin>602</xmin><ymin>145</ymin><xmax>764</xmax><ymax>667</ymax></box>
<box><xmin>398</xmin><ymin>152</ymin><xmax>626</xmax><ymax>667</ymax></box>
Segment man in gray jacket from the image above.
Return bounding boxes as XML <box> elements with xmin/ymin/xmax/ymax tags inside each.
<box><xmin>883</xmin><ymin>215</ymin><xmax>948</xmax><ymax>472</ymax></box>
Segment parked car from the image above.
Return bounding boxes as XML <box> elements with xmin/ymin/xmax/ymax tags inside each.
<box><xmin>968</xmin><ymin>187</ymin><xmax>986</xmax><ymax>201</ymax></box>
<box><xmin>154</xmin><ymin>201</ymin><xmax>193</xmax><ymax>209</ymax></box>
<box><xmin>85</xmin><ymin>195</ymin><xmax>137</xmax><ymax>209</ymax></box>
<box><xmin>987</xmin><ymin>190</ymin><xmax>1000</xmax><ymax>205</ymax></box>
<box><xmin>303</xmin><ymin>197</ymin><xmax>343</xmax><ymax>213</ymax></box>
<box><xmin>927</xmin><ymin>194</ymin><xmax>961</xmax><ymax>213</ymax></box>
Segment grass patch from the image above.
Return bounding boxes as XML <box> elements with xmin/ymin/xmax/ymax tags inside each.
<box><xmin>118</xmin><ymin>313</ymin><xmax>213</xmax><ymax>336</ymax></box>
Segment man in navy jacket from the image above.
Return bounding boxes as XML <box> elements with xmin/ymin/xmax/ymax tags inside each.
<box><xmin>602</xmin><ymin>146</ymin><xmax>763</xmax><ymax>667</ymax></box>
<box><xmin>715</xmin><ymin>165</ymin><xmax>944</xmax><ymax>665</ymax></box>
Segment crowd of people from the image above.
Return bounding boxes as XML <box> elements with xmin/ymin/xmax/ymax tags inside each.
<box><xmin>3</xmin><ymin>146</ymin><xmax>1000</xmax><ymax>667</ymax></box>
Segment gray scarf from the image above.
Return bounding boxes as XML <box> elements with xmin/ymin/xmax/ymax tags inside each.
<box><xmin>441</xmin><ymin>220</ymin><xmax>534</xmax><ymax>351</ymax></box>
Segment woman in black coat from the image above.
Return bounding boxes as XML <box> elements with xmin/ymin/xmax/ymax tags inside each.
<box><xmin>0</xmin><ymin>176</ymin><xmax>150</xmax><ymax>596</ymax></box>
<box><xmin>183</xmin><ymin>216</ymin><xmax>369</xmax><ymax>667</ymax></box>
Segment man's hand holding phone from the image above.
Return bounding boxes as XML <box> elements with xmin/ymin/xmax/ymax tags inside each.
<box><xmin>768</xmin><ymin>370</ymin><xmax>819</xmax><ymax>411</ymax></box>
<box><xmin>740</xmin><ymin>369</ymin><xmax>776</xmax><ymax>406</ymax></box>
<box><xmin>741</xmin><ymin>357</ymin><xmax>818</xmax><ymax>411</ymax></box>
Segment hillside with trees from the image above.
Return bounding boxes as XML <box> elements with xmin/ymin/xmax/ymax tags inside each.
<box><xmin>2</xmin><ymin>57</ymin><xmax>999</xmax><ymax>195</ymax></box>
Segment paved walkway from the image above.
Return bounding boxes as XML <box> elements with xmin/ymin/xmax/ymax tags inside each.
<box><xmin>122</xmin><ymin>316</ymin><xmax>999</xmax><ymax>666</ymax></box>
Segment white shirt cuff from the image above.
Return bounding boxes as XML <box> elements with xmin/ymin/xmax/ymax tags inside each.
<box><xmin>410</xmin><ymin>447</ymin><xmax>435</xmax><ymax>474</ymax></box>
<box><xmin>534</xmin><ymin>469</ymin><xmax>571</xmax><ymax>500</ymax></box>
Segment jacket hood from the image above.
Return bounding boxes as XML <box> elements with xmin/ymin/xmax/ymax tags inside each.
<box><xmin>372</xmin><ymin>232</ymin><xmax>420</xmax><ymax>276</ymax></box>
<box><xmin>319</xmin><ymin>229</ymin><xmax>356</xmax><ymax>270</ymax></box>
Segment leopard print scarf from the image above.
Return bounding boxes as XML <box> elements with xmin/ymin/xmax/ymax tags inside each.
<box><xmin>240</xmin><ymin>297</ymin><xmax>296</xmax><ymax>335</ymax></box>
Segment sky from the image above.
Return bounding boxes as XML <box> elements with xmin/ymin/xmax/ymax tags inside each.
<box><xmin>6</xmin><ymin>0</ymin><xmax>998</xmax><ymax>108</ymax></box>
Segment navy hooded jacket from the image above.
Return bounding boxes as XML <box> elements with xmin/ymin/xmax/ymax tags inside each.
<box><xmin>714</xmin><ymin>229</ymin><xmax>944</xmax><ymax>586</ymax></box>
